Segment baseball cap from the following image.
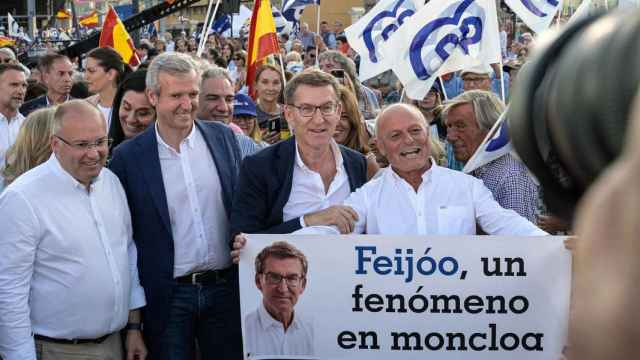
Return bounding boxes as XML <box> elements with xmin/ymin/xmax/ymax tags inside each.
<box><xmin>233</xmin><ymin>93</ymin><xmax>257</xmax><ymax>117</ymax></box>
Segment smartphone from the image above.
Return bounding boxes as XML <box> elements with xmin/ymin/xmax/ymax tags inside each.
<box><xmin>268</xmin><ymin>117</ymin><xmax>281</xmax><ymax>133</ymax></box>
<box><xmin>330</xmin><ymin>69</ymin><xmax>345</xmax><ymax>80</ymax></box>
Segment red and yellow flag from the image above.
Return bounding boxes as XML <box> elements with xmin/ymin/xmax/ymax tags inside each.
<box><xmin>56</xmin><ymin>9</ymin><xmax>71</xmax><ymax>19</ymax></box>
<box><xmin>246</xmin><ymin>0</ymin><xmax>281</xmax><ymax>99</ymax></box>
<box><xmin>79</xmin><ymin>10</ymin><xmax>99</xmax><ymax>28</ymax></box>
<box><xmin>0</xmin><ymin>36</ymin><xmax>16</xmax><ymax>47</ymax></box>
<box><xmin>99</xmin><ymin>6</ymin><xmax>140</xmax><ymax>66</ymax></box>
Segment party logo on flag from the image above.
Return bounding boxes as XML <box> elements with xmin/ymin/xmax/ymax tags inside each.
<box><xmin>504</xmin><ymin>0</ymin><xmax>560</xmax><ymax>33</ymax></box>
<box><xmin>382</xmin><ymin>0</ymin><xmax>500</xmax><ymax>99</ymax></box>
<box><xmin>346</xmin><ymin>0</ymin><xmax>420</xmax><ymax>81</ymax></box>
<box><xmin>463</xmin><ymin>110</ymin><xmax>513</xmax><ymax>173</ymax></box>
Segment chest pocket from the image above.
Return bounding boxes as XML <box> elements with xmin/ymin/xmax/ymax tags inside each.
<box><xmin>437</xmin><ymin>206</ymin><xmax>475</xmax><ymax>235</ymax></box>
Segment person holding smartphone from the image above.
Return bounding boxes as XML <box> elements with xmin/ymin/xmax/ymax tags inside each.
<box><xmin>255</xmin><ymin>64</ymin><xmax>286</xmax><ymax>145</ymax></box>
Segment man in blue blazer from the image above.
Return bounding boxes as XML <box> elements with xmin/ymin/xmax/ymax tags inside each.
<box><xmin>110</xmin><ymin>53</ymin><xmax>242</xmax><ymax>359</ymax></box>
<box><xmin>231</xmin><ymin>69</ymin><xmax>368</xmax><ymax>237</ymax></box>
<box><xmin>20</xmin><ymin>53</ymin><xmax>74</xmax><ymax>116</ymax></box>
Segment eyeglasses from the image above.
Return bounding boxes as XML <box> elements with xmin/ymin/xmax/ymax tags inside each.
<box><xmin>289</xmin><ymin>102</ymin><xmax>338</xmax><ymax>117</ymax></box>
<box><xmin>262</xmin><ymin>272</ymin><xmax>304</xmax><ymax>287</ymax></box>
<box><xmin>55</xmin><ymin>135</ymin><xmax>113</xmax><ymax>152</ymax></box>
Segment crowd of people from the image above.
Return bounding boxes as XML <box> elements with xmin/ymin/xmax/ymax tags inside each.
<box><xmin>0</xmin><ymin>17</ymin><xmax>564</xmax><ymax>360</ymax></box>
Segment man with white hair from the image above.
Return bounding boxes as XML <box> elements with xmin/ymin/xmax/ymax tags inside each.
<box><xmin>443</xmin><ymin>90</ymin><xmax>539</xmax><ymax>222</ymax></box>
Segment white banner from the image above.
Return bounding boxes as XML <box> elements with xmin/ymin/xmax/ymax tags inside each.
<box><xmin>239</xmin><ymin>235</ymin><xmax>571</xmax><ymax>360</ymax></box>
<box><xmin>504</xmin><ymin>0</ymin><xmax>561</xmax><ymax>33</ymax></box>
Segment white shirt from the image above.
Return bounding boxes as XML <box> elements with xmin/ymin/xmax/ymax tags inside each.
<box><xmin>0</xmin><ymin>111</ymin><xmax>25</xmax><ymax>171</ymax></box>
<box><xmin>97</xmin><ymin>103</ymin><xmax>112</xmax><ymax>130</ymax></box>
<box><xmin>343</xmin><ymin>162</ymin><xmax>546</xmax><ymax>236</ymax></box>
<box><xmin>283</xmin><ymin>140</ymin><xmax>351</xmax><ymax>226</ymax></box>
<box><xmin>0</xmin><ymin>155</ymin><xmax>145</xmax><ymax>359</ymax></box>
<box><xmin>155</xmin><ymin>123</ymin><xmax>230</xmax><ymax>277</ymax></box>
<box><xmin>244</xmin><ymin>303</ymin><xmax>314</xmax><ymax>357</ymax></box>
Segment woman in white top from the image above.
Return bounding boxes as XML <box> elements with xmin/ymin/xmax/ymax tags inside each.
<box><xmin>84</xmin><ymin>47</ymin><xmax>129</xmax><ymax>129</ymax></box>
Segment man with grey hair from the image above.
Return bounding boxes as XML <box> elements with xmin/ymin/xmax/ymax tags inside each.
<box><xmin>443</xmin><ymin>90</ymin><xmax>539</xmax><ymax>221</ymax></box>
<box><xmin>0</xmin><ymin>100</ymin><xmax>147</xmax><ymax>359</ymax></box>
<box><xmin>318</xmin><ymin>50</ymin><xmax>380</xmax><ymax>120</ymax></box>
<box><xmin>197</xmin><ymin>65</ymin><xmax>259</xmax><ymax>157</ymax></box>
<box><xmin>110</xmin><ymin>52</ymin><xmax>243</xmax><ymax>359</ymax></box>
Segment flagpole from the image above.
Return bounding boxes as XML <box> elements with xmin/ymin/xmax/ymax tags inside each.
<box><xmin>198</xmin><ymin>0</ymin><xmax>222</xmax><ymax>57</ymax></box>
<box><xmin>438</xmin><ymin>76</ymin><xmax>449</xmax><ymax>101</ymax></box>
<box><xmin>400</xmin><ymin>88</ymin><xmax>406</xmax><ymax>103</ymax></box>
<box><xmin>278</xmin><ymin>53</ymin><xmax>288</xmax><ymax>88</ymax></box>
<box><xmin>315</xmin><ymin>3</ymin><xmax>321</xmax><ymax>67</ymax></box>
<box><xmin>498</xmin><ymin>61</ymin><xmax>506</xmax><ymax>103</ymax></box>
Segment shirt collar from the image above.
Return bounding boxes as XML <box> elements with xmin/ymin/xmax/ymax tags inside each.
<box><xmin>257</xmin><ymin>302</ymin><xmax>301</xmax><ymax>331</ymax></box>
<box><xmin>294</xmin><ymin>139</ymin><xmax>344</xmax><ymax>172</ymax></box>
<box><xmin>47</xmin><ymin>153</ymin><xmax>102</xmax><ymax>191</ymax></box>
<box><xmin>0</xmin><ymin>111</ymin><xmax>24</xmax><ymax>123</ymax></box>
<box><xmin>387</xmin><ymin>157</ymin><xmax>437</xmax><ymax>187</ymax></box>
<box><xmin>155</xmin><ymin>121</ymin><xmax>197</xmax><ymax>152</ymax></box>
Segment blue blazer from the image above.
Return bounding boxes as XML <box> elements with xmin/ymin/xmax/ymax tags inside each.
<box><xmin>109</xmin><ymin>121</ymin><xmax>241</xmax><ymax>336</ymax></box>
<box><xmin>19</xmin><ymin>95</ymin><xmax>49</xmax><ymax>117</ymax></box>
<box><xmin>230</xmin><ymin>137</ymin><xmax>368</xmax><ymax>235</ymax></box>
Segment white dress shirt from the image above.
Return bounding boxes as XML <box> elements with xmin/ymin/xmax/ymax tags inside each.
<box><xmin>96</xmin><ymin>103</ymin><xmax>112</xmax><ymax>130</ymax></box>
<box><xmin>0</xmin><ymin>154</ymin><xmax>146</xmax><ymax>359</ymax></box>
<box><xmin>344</xmin><ymin>162</ymin><xmax>546</xmax><ymax>236</ymax></box>
<box><xmin>0</xmin><ymin>111</ymin><xmax>25</xmax><ymax>171</ymax></box>
<box><xmin>244</xmin><ymin>303</ymin><xmax>314</xmax><ymax>357</ymax></box>
<box><xmin>283</xmin><ymin>140</ymin><xmax>351</xmax><ymax>226</ymax></box>
<box><xmin>156</xmin><ymin>123</ymin><xmax>230</xmax><ymax>277</ymax></box>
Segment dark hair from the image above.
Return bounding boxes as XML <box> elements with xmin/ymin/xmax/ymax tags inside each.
<box><xmin>38</xmin><ymin>53</ymin><xmax>70</xmax><ymax>73</ymax></box>
<box><xmin>108</xmin><ymin>70</ymin><xmax>149</xmax><ymax>151</ymax></box>
<box><xmin>0</xmin><ymin>63</ymin><xmax>26</xmax><ymax>77</ymax></box>
<box><xmin>255</xmin><ymin>241</ymin><xmax>308</xmax><ymax>277</ymax></box>
<box><xmin>70</xmin><ymin>81</ymin><xmax>90</xmax><ymax>99</ymax></box>
<box><xmin>284</xmin><ymin>68</ymin><xmax>340</xmax><ymax>105</ymax></box>
<box><xmin>87</xmin><ymin>47</ymin><xmax>131</xmax><ymax>85</ymax></box>
<box><xmin>25</xmin><ymin>82</ymin><xmax>47</xmax><ymax>101</ymax></box>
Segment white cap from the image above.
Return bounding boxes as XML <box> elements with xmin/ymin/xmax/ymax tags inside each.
<box><xmin>460</xmin><ymin>63</ymin><xmax>494</xmax><ymax>77</ymax></box>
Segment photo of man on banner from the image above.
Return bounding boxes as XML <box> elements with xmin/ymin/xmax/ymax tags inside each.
<box><xmin>244</xmin><ymin>241</ymin><xmax>316</xmax><ymax>359</ymax></box>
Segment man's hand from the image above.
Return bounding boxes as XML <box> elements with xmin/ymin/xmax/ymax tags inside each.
<box><xmin>538</xmin><ymin>215</ymin><xmax>571</xmax><ymax>234</ymax></box>
<box><xmin>231</xmin><ymin>233</ymin><xmax>248</xmax><ymax>264</ymax></box>
<box><xmin>304</xmin><ymin>205</ymin><xmax>359</xmax><ymax>234</ymax></box>
<box><xmin>564</xmin><ymin>236</ymin><xmax>577</xmax><ymax>251</ymax></box>
<box><xmin>126</xmin><ymin>329</ymin><xmax>148</xmax><ymax>360</ymax></box>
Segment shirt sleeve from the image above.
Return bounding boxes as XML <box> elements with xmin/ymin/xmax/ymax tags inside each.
<box><xmin>343</xmin><ymin>185</ymin><xmax>369</xmax><ymax>234</ymax></box>
<box><xmin>472</xmin><ymin>178</ymin><xmax>547</xmax><ymax>236</ymax></box>
<box><xmin>0</xmin><ymin>190</ymin><xmax>39</xmax><ymax>359</ymax></box>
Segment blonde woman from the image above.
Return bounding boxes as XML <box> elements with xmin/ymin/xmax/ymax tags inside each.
<box><xmin>1</xmin><ymin>108</ymin><xmax>56</xmax><ymax>192</ymax></box>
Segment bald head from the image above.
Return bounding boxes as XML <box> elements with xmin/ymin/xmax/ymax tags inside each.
<box><xmin>53</xmin><ymin>100</ymin><xmax>105</xmax><ymax>135</ymax></box>
<box><xmin>375</xmin><ymin>103</ymin><xmax>428</xmax><ymax>137</ymax></box>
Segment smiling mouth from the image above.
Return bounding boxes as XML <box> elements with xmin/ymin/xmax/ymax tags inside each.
<box><xmin>400</xmin><ymin>147</ymin><xmax>421</xmax><ymax>158</ymax></box>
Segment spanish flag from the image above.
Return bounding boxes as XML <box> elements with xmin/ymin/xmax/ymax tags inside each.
<box><xmin>246</xmin><ymin>0</ymin><xmax>280</xmax><ymax>99</ymax></box>
<box><xmin>56</xmin><ymin>9</ymin><xmax>71</xmax><ymax>19</ymax></box>
<box><xmin>99</xmin><ymin>6</ymin><xmax>140</xmax><ymax>66</ymax></box>
<box><xmin>79</xmin><ymin>10</ymin><xmax>99</xmax><ymax>28</ymax></box>
<box><xmin>0</xmin><ymin>36</ymin><xmax>15</xmax><ymax>47</ymax></box>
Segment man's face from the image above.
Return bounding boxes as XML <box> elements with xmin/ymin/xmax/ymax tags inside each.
<box><xmin>43</xmin><ymin>58</ymin><xmax>73</xmax><ymax>97</ymax></box>
<box><xmin>256</xmin><ymin>257</ymin><xmax>306</xmax><ymax>321</ymax></box>
<box><xmin>301</xmin><ymin>23</ymin><xmax>309</xmax><ymax>34</ymax></box>
<box><xmin>320</xmin><ymin>23</ymin><xmax>329</xmax><ymax>33</ymax></box>
<box><xmin>197</xmin><ymin>77</ymin><xmax>234</xmax><ymax>123</ymax></box>
<box><xmin>445</xmin><ymin>103</ymin><xmax>487</xmax><ymax>163</ymax></box>
<box><xmin>284</xmin><ymin>84</ymin><xmax>341</xmax><ymax>151</ymax></box>
<box><xmin>147</xmin><ymin>70</ymin><xmax>199</xmax><ymax>132</ymax></box>
<box><xmin>377</xmin><ymin>108</ymin><xmax>431</xmax><ymax>174</ymax></box>
<box><xmin>51</xmin><ymin>107</ymin><xmax>108</xmax><ymax>186</ymax></box>
<box><xmin>462</xmin><ymin>73</ymin><xmax>491</xmax><ymax>91</ymax></box>
<box><xmin>0</xmin><ymin>69</ymin><xmax>27</xmax><ymax>112</ymax></box>
<box><xmin>319</xmin><ymin>58</ymin><xmax>341</xmax><ymax>74</ymax></box>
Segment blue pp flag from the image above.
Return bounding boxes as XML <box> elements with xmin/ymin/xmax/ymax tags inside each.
<box><xmin>210</xmin><ymin>14</ymin><xmax>232</xmax><ymax>36</ymax></box>
<box><xmin>282</xmin><ymin>0</ymin><xmax>320</xmax><ymax>31</ymax></box>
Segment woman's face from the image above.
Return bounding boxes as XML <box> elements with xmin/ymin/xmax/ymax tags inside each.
<box><xmin>333</xmin><ymin>109</ymin><xmax>353</xmax><ymax>145</ymax></box>
<box><xmin>119</xmin><ymin>90</ymin><xmax>155</xmax><ymax>139</ymax></box>
<box><xmin>84</xmin><ymin>57</ymin><xmax>113</xmax><ymax>94</ymax></box>
<box><xmin>176</xmin><ymin>39</ymin><xmax>187</xmax><ymax>52</ymax></box>
<box><xmin>232</xmin><ymin>116</ymin><xmax>257</xmax><ymax>137</ymax></box>
<box><xmin>222</xmin><ymin>45</ymin><xmax>233</xmax><ymax>59</ymax></box>
<box><xmin>255</xmin><ymin>69</ymin><xmax>282</xmax><ymax>104</ymax></box>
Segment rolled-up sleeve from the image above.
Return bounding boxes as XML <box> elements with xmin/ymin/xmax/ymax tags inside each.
<box><xmin>0</xmin><ymin>190</ymin><xmax>40</xmax><ymax>359</ymax></box>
